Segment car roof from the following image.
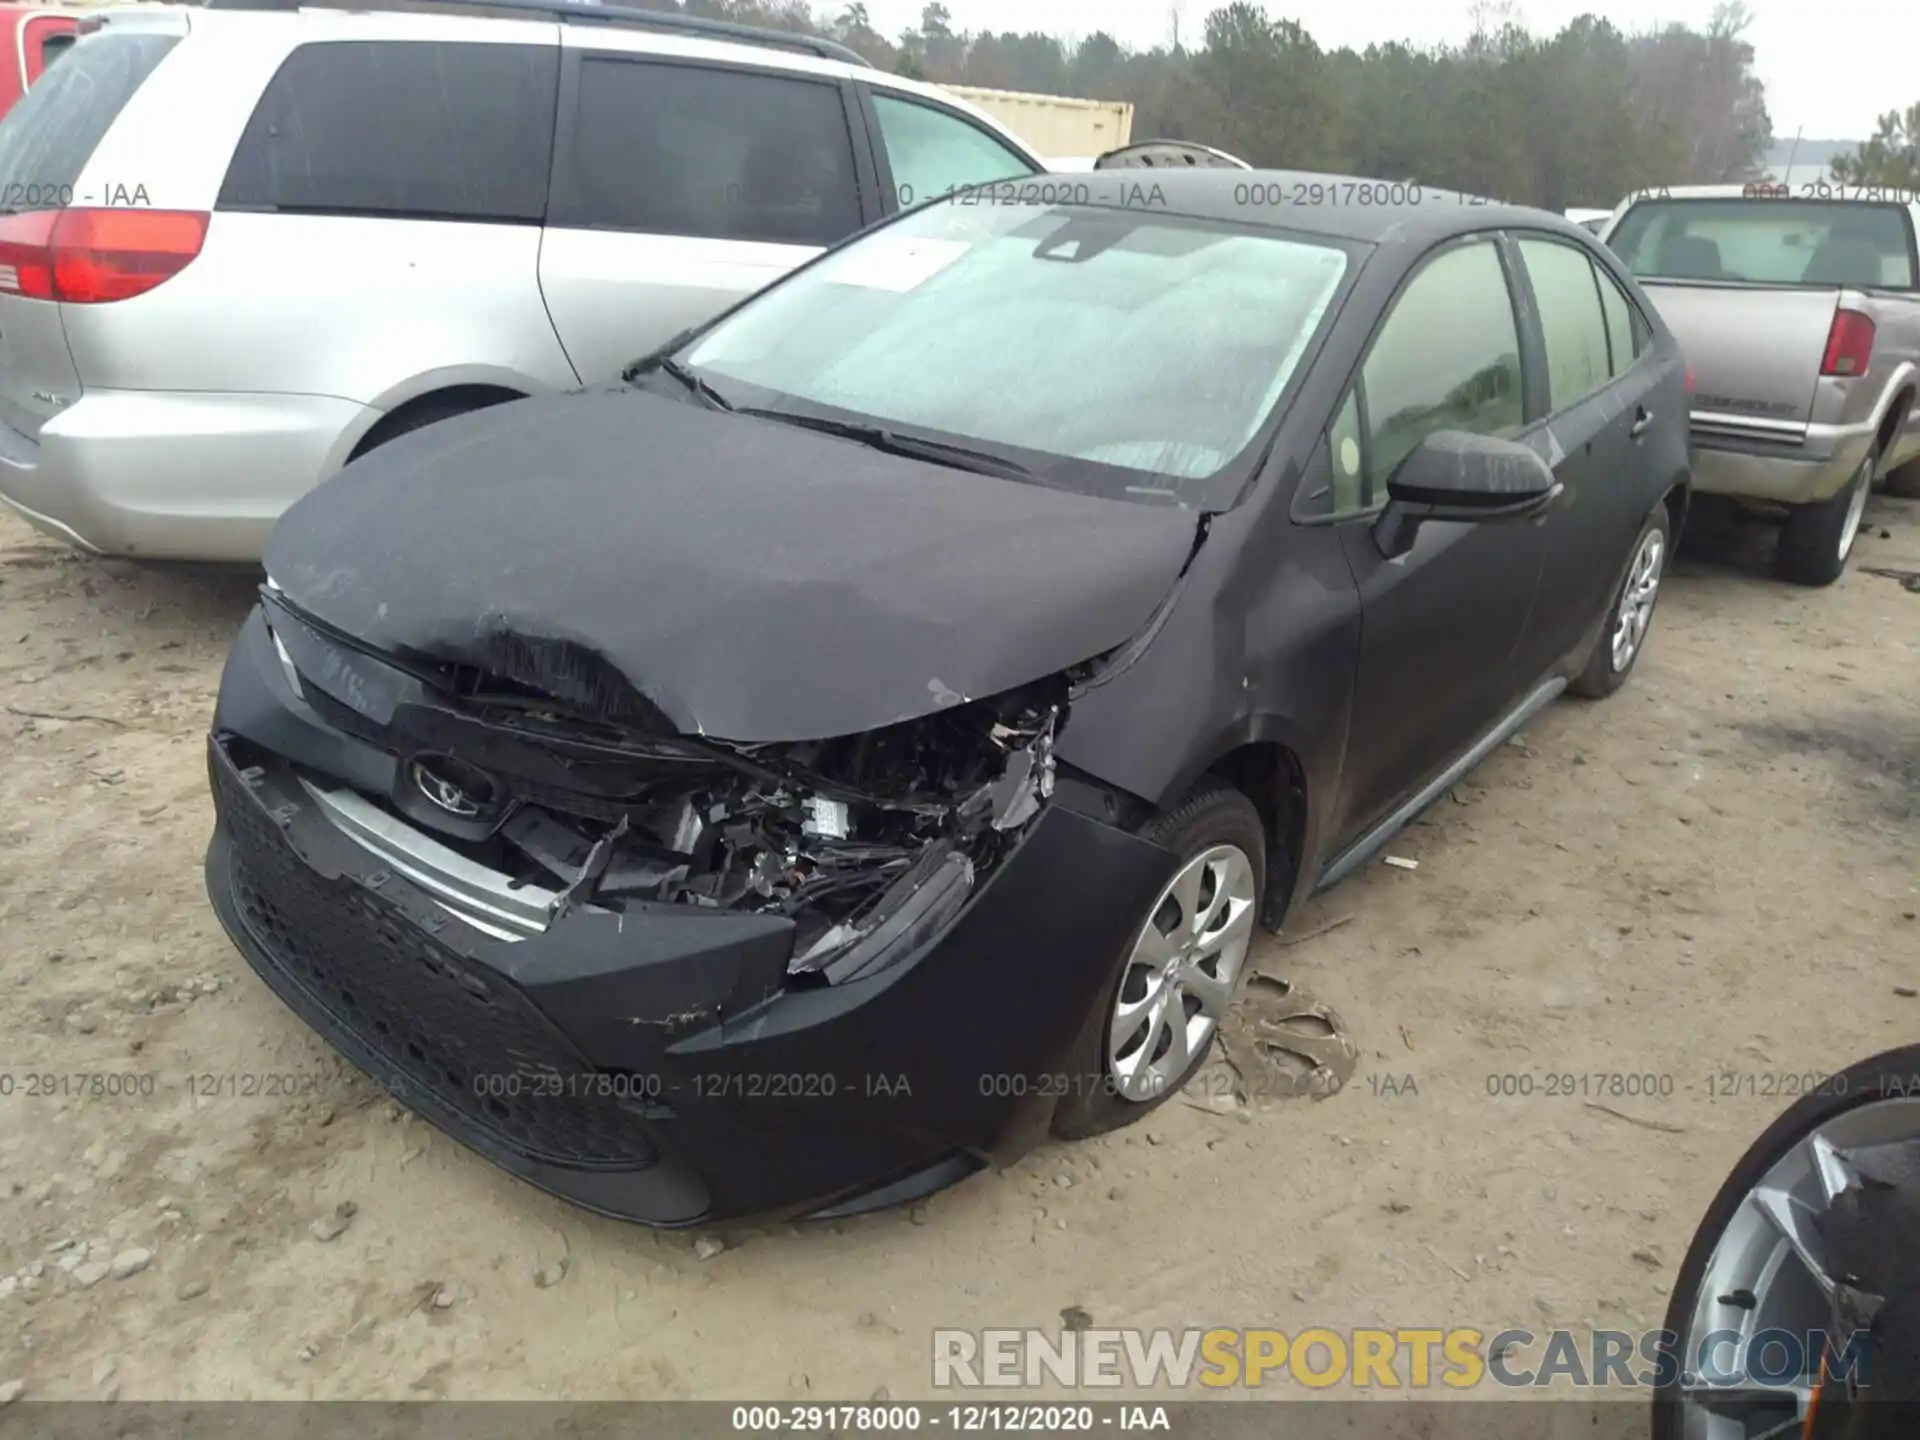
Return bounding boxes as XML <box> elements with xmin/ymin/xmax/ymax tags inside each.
<box><xmin>129</xmin><ymin>2</ymin><xmax>1035</xmax><ymax>157</ymax></box>
<box><xmin>1056</xmin><ymin>168</ymin><xmax>1593</xmax><ymax>248</ymax></box>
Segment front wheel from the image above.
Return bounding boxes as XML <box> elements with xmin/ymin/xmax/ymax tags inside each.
<box><xmin>1570</xmin><ymin>503</ymin><xmax>1670</xmax><ymax>699</ymax></box>
<box><xmin>1777</xmin><ymin>449</ymin><xmax>1874</xmax><ymax>587</ymax></box>
<box><xmin>1051</xmin><ymin>784</ymin><xmax>1266</xmax><ymax>1140</ymax></box>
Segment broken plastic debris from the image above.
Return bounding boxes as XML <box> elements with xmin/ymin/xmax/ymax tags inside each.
<box><xmin>1383</xmin><ymin>855</ymin><xmax>1419</xmax><ymax>871</ymax></box>
<box><xmin>550</xmin><ymin>814</ymin><xmax>630</xmax><ymax>918</ymax></box>
<box><xmin>669</xmin><ymin>800</ymin><xmax>703</xmax><ymax>854</ymax></box>
<box><xmin>748</xmin><ymin>850</ymin><xmax>787</xmax><ymax>897</ymax></box>
<box><xmin>986</xmin><ymin>747</ymin><xmax>1041</xmax><ymax>831</ymax></box>
<box><xmin>794</xmin><ymin>921</ymin><xmax>863</xmax><ymax>967</ymax></box>
<box><xmin>983</xmin><ymin>710</ymin><xmax>1057</xmax><ymax>831</ymax></box>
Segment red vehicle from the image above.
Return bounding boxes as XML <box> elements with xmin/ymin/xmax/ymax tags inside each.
<box><xmin>0</xmin><ymin>4</ymin><xmax>80</xmax><ymax>118</ymax></box>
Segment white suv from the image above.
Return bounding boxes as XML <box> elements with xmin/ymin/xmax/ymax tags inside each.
<box><xmin>0</xmin><ymin>0</ymin><xmax>1045</xmax><ymax>560</ymax></box>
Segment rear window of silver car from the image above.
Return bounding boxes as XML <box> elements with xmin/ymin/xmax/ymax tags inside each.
<box><xmin>1609</xmin><ymin>198</ymin><xmax>1917</xmax><ymax>289</ymax></box>
<box><xmin>0</xmin><ymin>31</ymin><xmax>178</xmax><ymax>210</ymax></box>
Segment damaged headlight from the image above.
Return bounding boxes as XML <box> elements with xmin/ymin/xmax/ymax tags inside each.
<box><xmin>268</xmin><ymin>625</ymin><xmax>304</xmax><ymax>700</ymax></box>
<box><xmin>258</xmin><ymin>576</ymin><xmax>303</xmax><ymax>697</ymax></box>
<box><xmin>790</xmin><ymin>841</ymin><xmax>976</xmax><ymax>984</ymax></box>
<box><xmin>748</xmin><ymin>682</ymin><xmax>1061</xmax><ymax>980</ymax></box>
<box><xmin>473</xmin><ymin>679</ymin><xmax>1065</xmax><ymax>982</ymax></box>
<box><xmin>778</xmin><ymin>697</ymin><xmax>1060</xmax><ymax>984</ymax></box>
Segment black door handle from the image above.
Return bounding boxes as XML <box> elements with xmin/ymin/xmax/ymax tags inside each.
<box><xmin>1630</xmin><ymin>406</ymin><xmax>1653</xmax><ymax>440</ymax></box>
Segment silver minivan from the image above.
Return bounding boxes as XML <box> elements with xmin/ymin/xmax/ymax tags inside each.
<box><xmin>0</xmin><ymin>0</ymin><xmax>1046</xmax><ymax>560</ymax></box>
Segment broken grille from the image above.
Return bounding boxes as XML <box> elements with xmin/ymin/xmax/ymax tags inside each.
<box><xmin>214</xmin><ymin>755</ymin><xmax>662</xmax><ymax>1171</ymax></box>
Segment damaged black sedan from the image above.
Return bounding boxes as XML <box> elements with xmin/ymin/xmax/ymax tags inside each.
<box><xmin>205</xmin><ymin>171</ymin><xmax>1691</xmax><ymax>1226</ymax></box>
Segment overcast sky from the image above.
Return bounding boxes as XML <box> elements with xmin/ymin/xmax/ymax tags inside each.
<box><xmin>855</xmin><ymin>1</ymin><xmax>1895</xmax><ymax>141</ymax></box>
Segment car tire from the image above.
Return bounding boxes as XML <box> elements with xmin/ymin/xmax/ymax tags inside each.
<box><xmin>1650</xmin><ymin>1044</ymin><xmax>1920</xmax><ymax>1440</ymax></box>
<box><xmin>1569</xmin><ymin>502</ymin><xmax>1672</xmax><ymax>700</ymax></box>
<box><xmin>1050</xmin><ymin>783</ymin><xmax>1266</xmax><ymax>1141</ymax></box>
<box><xmin>1776</xmin><ymin>448</ymin><xmax>1875</xmax><ymax>587</ymax></box>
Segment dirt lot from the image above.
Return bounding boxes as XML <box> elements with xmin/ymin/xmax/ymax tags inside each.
<box><xmin>0</xmin><ymin>493</ymin><xmax>1916</xmax><ymax>1403</ymax></box>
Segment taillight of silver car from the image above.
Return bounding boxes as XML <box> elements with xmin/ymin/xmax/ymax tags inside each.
<box><xmin>1820</xmin><ymin>308</ymin><xmax>1876</xmax><ymax>378</ymax></box>
<box><xmin>0</xmin><ymin>207</ymin><xmax>209</xmax><ymax>304</ymax></box>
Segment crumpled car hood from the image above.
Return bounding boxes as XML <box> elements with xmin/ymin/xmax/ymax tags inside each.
<box><xmin>264</xmin><ymin>388</ymin><xmax>1199</xmax><ymax>743</ymax></box>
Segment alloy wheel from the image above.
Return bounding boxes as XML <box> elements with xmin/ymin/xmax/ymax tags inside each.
<box><xmin>1611</xmin><ymin>528</ymin><xmax>1666</xmax><ymax>672</ymax></box>
<box><xmin>1838</xmin><ymin>454</ymin><xmax>1874</xmax><ymax>564</ymax></box>
<box><xmin>1670</xmin><ymin>1094</ymin><xmax>1920</xmax><ymax>1437</ymax></box>
<box><xmin>1106</xmin><ymin>843</ymin><xmax>1258</xmax><ymax>1103</ymax></box>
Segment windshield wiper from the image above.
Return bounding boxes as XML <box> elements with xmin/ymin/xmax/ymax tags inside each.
<box><xmin>627</xmin><ymin>354</ymin><xmax>735</xmax><ymax>411</ymax></box>
<box><xmin>737</xmin><ymin>408</ymin><xmax>1033</xmax><ymax>480</ymax></box>
<box><xmin>620</xmin><ymin>326</ymin><xmax>699</xmax><ymax>384</ymax></box>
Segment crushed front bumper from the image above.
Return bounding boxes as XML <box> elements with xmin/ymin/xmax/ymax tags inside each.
<box><xmin>203</xmin><ymin>611</ymin><xmax>1177</xmax><ymax>1225</ymax></box>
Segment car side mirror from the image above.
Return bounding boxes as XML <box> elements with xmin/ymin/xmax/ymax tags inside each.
<box><xmin>1372</xmin><ymin>429</ymin><xmax>1562</xmax><ymax>559</ymax></box>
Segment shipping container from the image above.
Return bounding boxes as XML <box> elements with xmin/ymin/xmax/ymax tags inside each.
<box><xmin>939</xmin><ymin>83</ymin><xmax>1132</xmax><ymax>160</ymax></box>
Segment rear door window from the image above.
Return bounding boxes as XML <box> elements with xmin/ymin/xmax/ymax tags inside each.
<box><xmin>548</xmin><ymin>59</ymin><xmax>861</xmax><ymax>246</ymax></box>
<box><xmin>1592</xmin><ymin>261</ymin><xmax>1645</xmax><ymax>377</ymax></box>
<box><xmin>0</xmin><ymin>31</ymin><xmax>178</xmax><ymax>211</ymax></box>
<box><xmin>219</xmin><ymin>41</ymin><xmax>559</xmax><ymax>222</ymax></box>
<box><xmin>1517</xmin><ymin>236</ymin><xmax>1613</xmax><ymax>412</ymax></box>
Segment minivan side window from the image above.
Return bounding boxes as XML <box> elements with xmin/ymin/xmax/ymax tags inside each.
<box><xmin>549</xmin><ymin>60</ymin><xmax>861</xmax><ymax>247</ymax></box>
<box><xmin>218</xmin><ymin>41</ymin><xmax>559</xmax><ymax>222</ymax></box>
<box><xmin>869</xmin><ymin>92</ymin><xmax>1035</xmax><ymax>208</ymax></box>
<box><xmin>1591</xmin><ymin>260</ymin><xmax>1646</xmax><ymax>378</ymax></box>
<box><xmin>1518</xmin><ymin>237</ymin><xmax>1613</xmax><ymax>412</ymax></box>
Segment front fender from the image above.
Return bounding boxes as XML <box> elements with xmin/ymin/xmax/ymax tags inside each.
<box><xmin>1054</xmin><ymin>505</ymin><xmax>1361</xmax><ymax>917</ymax></box>
<box><xmin>1164</xmin><ymin>710</ymin><xmax>1338</xmax><ymax>925</ymax></box>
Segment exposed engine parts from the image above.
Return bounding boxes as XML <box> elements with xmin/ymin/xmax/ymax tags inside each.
<box><xmin>414</xmin><ymin>678</ymin><xmax>1065</xmax><ymax>979</ymax></box>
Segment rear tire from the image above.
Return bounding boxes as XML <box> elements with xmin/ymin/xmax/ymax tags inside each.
<box><xmin>1777</xmin><ymin>449</ymin><xmax>1874</xmax><ymax>587</ymax></box>
<box><xmin>1051</xmin><ymin>784</ymin><xmax>1266</xmax><ymax>1141</ymax></box>
<box><xmin>1570</xmin><ymin>503</ymin><xmax>1671</xmax><ymax>699</ymax></box>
